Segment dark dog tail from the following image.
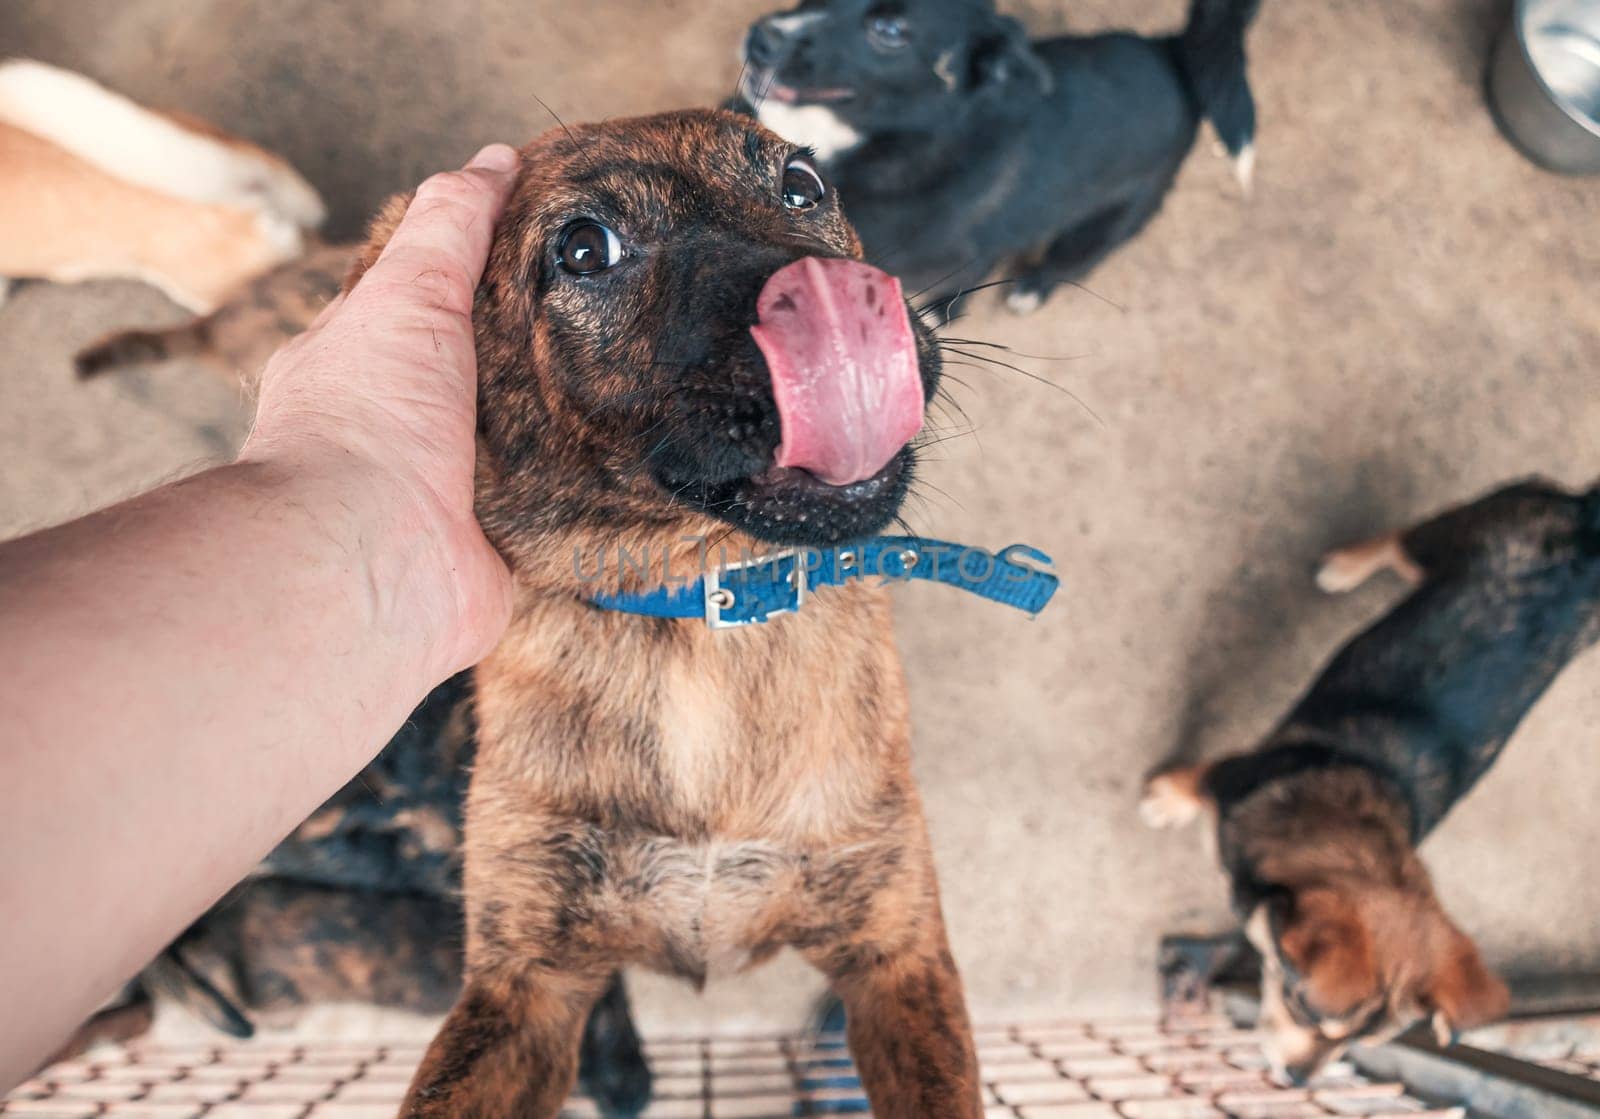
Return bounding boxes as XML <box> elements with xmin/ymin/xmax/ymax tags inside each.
<box><xmin>74</xmin><ymin>320</ymin><xmax>208</xmax><ymax>379</ymax></box>
<box><xmin>1178</xmin><ymin>0</ymin><xmax>1262</xmax><ymax>190</ymax></box>
<box><xmin>141</xmin><ymin>949</ymin><xmax>256</xmax><ymax>1039</ymax></box>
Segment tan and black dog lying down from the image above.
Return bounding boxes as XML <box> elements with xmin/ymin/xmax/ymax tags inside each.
<box><xmin>1144</xmin><ymin>478</ymin><xmax>1600</xmax><ymax>1083</ymax></box>
<box><xmin>343</xmin><ymin>109</ymin><xmax>997</xmax><ymax>1118</ymax></box>
<box><xmin>73</xmin><ymin>241</ymin><xmax>354</xmax><ymax>383</ymax></box>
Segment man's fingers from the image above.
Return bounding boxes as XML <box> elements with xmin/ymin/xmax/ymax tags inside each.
<box><xmin>355</xmin><ymin>144</ymin><xmax>520</xmax><ymax>319</ymax></box>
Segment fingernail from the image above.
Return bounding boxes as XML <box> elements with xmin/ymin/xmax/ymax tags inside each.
<box><xmin>467</xmin><ymin>143</ymin><xmax>519</xmax><ymax>173</ymax></box>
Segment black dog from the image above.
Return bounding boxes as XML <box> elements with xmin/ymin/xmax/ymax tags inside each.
<box><xmin>733</xmin><ymin>0</ymin><xmax>1261</xmax><ymax>312</ymax></box>
<box><xmin>1144</xmin><ymin>479</ymin><xmax>1600</xmax><ymax>1081</ymax></box>
<box><xmin>63</xmin><ymin>678</ymin><xmax>653</xmax><ymax>1118</ymax></box>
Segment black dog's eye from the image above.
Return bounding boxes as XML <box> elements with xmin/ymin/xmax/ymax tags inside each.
<box><xmin>866</xmin><ymin>11</ymin><xmax>911</xmax><ymax>51</ymax></box>
<box><xmin>782</xmin><ymin>158</ymin><xmax>826</xmax><ymax>211</ymax></box>
<box><xmin>557</xmin><ymin>222</ymin><xmax>624</xmax><ymax>275</ymax></box>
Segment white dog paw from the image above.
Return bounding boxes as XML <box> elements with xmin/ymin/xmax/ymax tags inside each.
<box><xmin>1315</xmin><ymin>551</ymin><xmax>1368</xmax><ymax>594</ymax></box>
<box><xmin>1140</xmin><ymin>774</ymin><xmax>1202</xmax><ymax>829</ymax></box>
<box><xmin>1005</xmin><ymin>288</ymin><xmax>1043</xmax><ymax>316</ymax></box>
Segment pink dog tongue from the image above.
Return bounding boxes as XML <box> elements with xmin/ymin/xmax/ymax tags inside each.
<box><xmin>751</xmin><ymin>257</ymin><xmax>924</xmax><ymax>486</ymax></box>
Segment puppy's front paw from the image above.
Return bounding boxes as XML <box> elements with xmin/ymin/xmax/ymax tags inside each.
<box><xmin>1315</xmin><ymin>549</ymin><xmax>1371</xmax><ymax>594</ymax></box>
<box><xmin>1004</xmin><ymin>287</ymin><xmax>1043</xmax><ymax>316</ymax></box>
<box><xmin>1140</xmin><ymin>772</ymin><xmax>1204</xmax><ymax>829</ymax></box>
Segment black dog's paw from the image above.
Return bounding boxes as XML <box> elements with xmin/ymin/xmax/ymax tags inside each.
<box><xmin>1004</xmin><ymin>281</ymin><xmax>1046</xmax><ymax>317</ymax></box>
<box><xmin>581</xmin><ymin>1057</ymin><xmax>652</xmax><ymax>1119</ymax></box>
<box><xmin>578</xmin><ymin>973</ymin><xmax>653</xmax><ymax>1118</ymax></box>
<box><xmin>919</xmin><ymin>288</ymin><xmax>973</xmax><ymax>326</ymax></box>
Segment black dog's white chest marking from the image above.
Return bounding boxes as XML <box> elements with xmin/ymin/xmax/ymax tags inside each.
<box><xmin>755</xmin><ymin>101</ymin><xmax>864</xmax><ymax>163</ymax></box>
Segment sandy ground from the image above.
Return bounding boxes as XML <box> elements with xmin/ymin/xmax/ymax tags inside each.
<box><xmin>3</xmin><ymin>0</ymin><xmax>1598</xmax><ymax>1039</ymax></box>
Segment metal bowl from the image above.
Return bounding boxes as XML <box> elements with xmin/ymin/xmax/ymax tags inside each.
<box><xmin>1488</xmin><ymin>0</ymin><xmax>1600</xmax><ymax>174</ymax></box>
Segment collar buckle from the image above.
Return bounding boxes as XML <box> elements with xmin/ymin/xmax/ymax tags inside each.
<box><xmin>704</xmin><ymin>549</ymin><xmax>807</xmax><ymax>630</ymax></box>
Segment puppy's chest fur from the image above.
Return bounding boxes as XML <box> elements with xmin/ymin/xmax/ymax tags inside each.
<box><xmin>468</xmin><ymin>584</ymin><xmax>915</xmax><ymax>978</ymax></box>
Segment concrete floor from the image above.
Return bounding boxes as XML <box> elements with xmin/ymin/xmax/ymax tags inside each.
<box><xmin>3</xmin><ymin>0</ymin><xmax>1599</xmax><ymax>1038</ymax></box>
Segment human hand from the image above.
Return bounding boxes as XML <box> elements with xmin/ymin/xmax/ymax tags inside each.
<box><xmin>239</xmin><ymin>144</ymin><xmax>521</xmax><ymax>677</ymax></box>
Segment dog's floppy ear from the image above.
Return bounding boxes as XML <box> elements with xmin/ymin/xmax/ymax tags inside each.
<box><xmin>341</xmin><ymin>192</ymin><xmax>415</xmax><ymax>293</ymax></box>
<box><xmin>964</xmin><ymin>15</ymin><xmax>1052</xmax><ymax>95</ymax></box>
<box><xmin>1273</xmin><ymin>888</ymin><xmax>1379</xmax><ymax>1019</ymax></box>
<box><xmin>1423</xmin><ymin>929</ymin><xmax>1509</xmax><ymax>1045</ymax></box>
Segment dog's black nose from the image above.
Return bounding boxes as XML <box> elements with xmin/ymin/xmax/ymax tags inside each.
<box><xmin>745</xmin><ymin>19</ymin><xmax>786</xmax><ymax>69</ymax></box>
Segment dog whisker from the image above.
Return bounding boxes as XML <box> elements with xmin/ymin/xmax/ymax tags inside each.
<box><xmin>940</xmin><ymin>347</ymin><xmax>1105</xmax><ymax>428</ymax></box>
<box><xmin>612</xmin><ymin>425</ymin><xmax>681</xmax><ymax>485</ymax></box>
<box><xmin>1060</xmin><ymin>279</ymin><xmax>1126</xmax><ymax>314</ymax></box>
<box><xmin>912</xmin><ymin>477</ymin><xmax>965</xmax><ymax>512</ymax></box>
<box><xmin>889</xmin><ymin>511</ymin><xmax>924</xmax><ymax>541</ymax></box>
<box><xmin>918</xmin><ymin>408</ymin><xmax>974</xmax><ymax>433</ymax></box>
<box><xmin>577</xmin><ymin>381</ymin><xmax>678</xmax><ymax>425</ymax></box>
<box><xmin>702</xmin><ymin>522</ymin><xmax>743</xmax><ymax>560</ymax></box>
<box><xmin>912</xmin><ymin>275</ymin><xmax>1026</xmax><ymax>319</ymax></box>
<box><xmin>938</xmin><ymin>337</ymin><xmax>1094</xmax><ymax>364</ymax></box>
<box><xmin>907</xmin><ymin>257</ymin><xmax>982</xmax><ymax>304</ymax></box>
<box><xmin>934</xmin><ymin>376</ymin><xmax>974</xmax><ymax>403</ymax></box>
<box><xmin>746</xmin><ymin>64</ymin><xmax>781</xmax><ymax>115</ymax></box>
<box><xmin>913</xmin><ymin>429</ymin><xmax>978</xmax><ymax>453</ymax></box>
<box><xmin>860</xmin><ymin>237</ymin><xmax>919</xmax><ymax>271</ymax></box>
<box><xmin>533</xmin><ymin>94</ymin><xmax>604</xmax><ymax>179</ymax></box>
<box><xmin>920</xmin><ymin>397</ymin><xmax>977</xmax><ymax>435</ymax></box>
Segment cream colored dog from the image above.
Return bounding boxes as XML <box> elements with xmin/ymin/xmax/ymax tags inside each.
<box><xmin>0</xmin><ymin>59</ymin><xmax>323</xmax><ymax>312</ymax></box>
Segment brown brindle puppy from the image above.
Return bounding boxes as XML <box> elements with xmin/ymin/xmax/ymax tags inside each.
<box><xmin>1143</xmin><ymin>478</ymin><xmax>1600</xmax><ymax>1083</ymax></box>
<box><xmin>345</xmin><ymin>109</ymin><xmax>982</xmax><ymax>1118</ymax></box>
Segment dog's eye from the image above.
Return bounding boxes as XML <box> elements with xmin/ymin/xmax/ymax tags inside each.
<box><xmin>558</xmin><ymin>222</ymin><xmax>624</xmax><ymax>275</ymax></box>
<box><xmin>782</xmin><ymin>159</ymin><xmax>826</xmax><ymax>211</ymax></box>
<box><xmin>865</xmin><ymin>11</ymin><xmax>911</xmax><ymax>51</ymax></box>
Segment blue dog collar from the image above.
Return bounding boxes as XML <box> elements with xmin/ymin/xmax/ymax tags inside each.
<box><xmin>588</xmin><ymin>536</ymin><xmax>1058</xmax><ymax>629</ymax></box>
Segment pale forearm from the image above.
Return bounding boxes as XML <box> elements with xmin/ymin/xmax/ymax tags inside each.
<box><xmin>0</xmin><ymin>459</ymin><xmax>456</xmax><ymax>1083</ymax></box>
<box><xmin>0</xmin><ymin>143</ymin><xmax>518</xmax><ymax>1086</ymax></box>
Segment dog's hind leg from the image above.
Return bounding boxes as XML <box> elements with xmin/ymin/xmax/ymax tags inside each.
<box><xmin>1140</xmin><ymin>765</ymin><xmax>1214</xmax><ymax>829</ymax></box>
<box><xmin>1316</xmin><ymin>532</ymin><xmax>1424</xmax><ymax>594</ymax></box>
<box><xmin>400</xmin><ymin>968</ymin><xmax>605</xmax><ymax>1119</ymax></box>
<box><xmin>1006</xmin><ymin>173</ymin><xmax>1180</xmax><ymax>315</ymax></box>
<box><xmin>1004</xmin><ymin>206</ymin><xmax>1126</xmax><ymax>316</ymax></box>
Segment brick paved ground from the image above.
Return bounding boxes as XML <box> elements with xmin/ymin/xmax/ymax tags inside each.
<box><xmin>3</xmin><ymin>1015</ymin><xmax>1460</xmax><ymax>1118</ymax></box>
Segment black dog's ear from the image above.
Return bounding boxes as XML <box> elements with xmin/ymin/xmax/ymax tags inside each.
<box><xmin>964</xmin><ymin>15</ymin><xmax>1052</xmax><ymax>95</ymax></box>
